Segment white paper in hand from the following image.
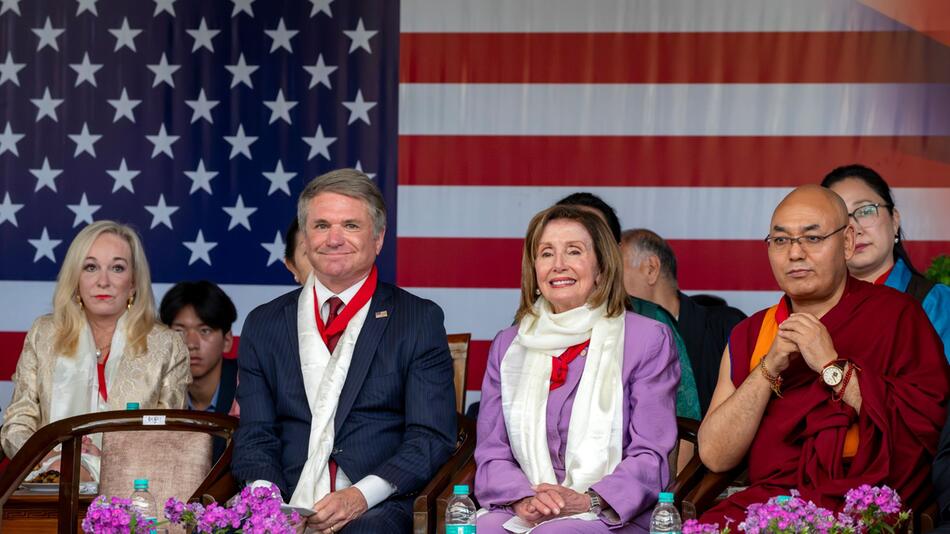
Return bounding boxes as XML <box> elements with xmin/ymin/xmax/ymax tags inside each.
<box><xmin>503</xmin><ymin>512</ymin><xmax>598</xmax><ymax>533</ymax></box>
<box><xmin>281</xmin><ymin>504</ymin><xmax>316</xmax><ymax>517</ymax></box>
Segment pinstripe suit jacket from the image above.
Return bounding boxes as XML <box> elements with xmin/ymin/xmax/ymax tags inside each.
<box><xmin>231</xmin><ymin>281</ymin><xmax>457</xmax><ymax>500</ymax></box>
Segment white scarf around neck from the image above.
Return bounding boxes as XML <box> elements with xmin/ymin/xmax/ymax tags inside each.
<box><xmin>290</xmin><ymin>274</ymin><xmax>372</xmax><ymax>508</ymax></box>
<box><xmin>499</xmin><ymin>299</ymin><xmax>625</xmax><ymax>527</ymax></box>
<box><xmin>48</xmin><ymin>312</ymin><xmax>129</xmax><ymax>481</ymax></box>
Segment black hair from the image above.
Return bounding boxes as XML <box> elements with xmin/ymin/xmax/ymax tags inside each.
<box><xmin>284</xmin><ymin>217</ymin><xmax>301</xmax><ymax>261</ymax></box>
<box><xmin>555</xmin><ymin>192</ymin><xmax>622</xmax><ymax>243</ymax></box>
<box><xmin>159</xmin><ymin>280</ymin><xmax>237</xmax><ymax>332</ymax></box>
<box><xmin>690</xmin><ymin>294</ymin><xmax>727</xmax><ymax>307</ymax></box>
<box><xmin>821</xmin><ymin>164</ymin><xmax>920</xmax><ymax>275</ymax></box>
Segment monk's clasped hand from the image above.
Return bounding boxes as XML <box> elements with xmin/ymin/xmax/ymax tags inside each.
<box><xmin>778</xmin><ymin>313</ymin><xmax>839</xmax><ymax>373</ymax></box>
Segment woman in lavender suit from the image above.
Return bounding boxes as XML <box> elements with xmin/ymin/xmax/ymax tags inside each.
<box><xmin>475</xmin><ymin>206</ymin><xmax>680</xmax><ymax>533</ymax></box>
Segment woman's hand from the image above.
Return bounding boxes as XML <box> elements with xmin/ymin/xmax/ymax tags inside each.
<box><xmin>512</xmin><ymin>496</ymin><xmax>546</xmax><ymax>524</ymax></box>
<box><xmin>534</xmin><ymin>483</ymin><xmax>592</xmax><ymax>516</ymax></box>
<box><xmin>513</xmin><ymin>484</ymin><xmax>596</xmax><ymax>525</ymax></box>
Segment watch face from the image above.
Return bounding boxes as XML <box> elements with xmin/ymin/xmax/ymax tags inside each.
<box><xmin>822</xmin><ymin>365</ymin><xmax>844</xmax><ymax>386</ymax></box>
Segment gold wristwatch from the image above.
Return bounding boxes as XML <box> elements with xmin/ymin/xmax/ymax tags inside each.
<box><xmin>821</xmin><ymin>359</ymin><xmax>847</xmax><ymax>387</ymax></box>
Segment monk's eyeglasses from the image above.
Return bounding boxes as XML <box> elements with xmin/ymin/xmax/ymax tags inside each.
<box><xmin>764</xmin><ymin>224</ymin><xmax>848</xmax><ymax>251</ymax></box>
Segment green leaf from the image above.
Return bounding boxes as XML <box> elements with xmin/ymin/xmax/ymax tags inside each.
<box><xmin>926</xmin><ymin>254</ymin><xmax>950</xmax><ymax>285</ymax></box>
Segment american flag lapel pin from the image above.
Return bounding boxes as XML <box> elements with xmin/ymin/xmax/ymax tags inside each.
<box><xmin>375</xmin><ymin>311</ymin><xmax>388</xmax><ymax>319</ymax></box>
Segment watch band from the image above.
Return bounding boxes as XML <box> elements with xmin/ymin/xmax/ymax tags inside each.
<box><xmin>586</xmin><ymin>490</ymin><xmax>603</xmax><ymax>515</ymax></box>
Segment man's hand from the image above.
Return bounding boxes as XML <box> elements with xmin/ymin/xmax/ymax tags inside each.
<box><xmin>306</xmin><ymin>487</ymin><xmax>368</xmax><ymax>533</ymax></box>
<box><xmin>533</xmin><ymin>484</ymin><xmax>592</xmax><ymax>516</ymax></box>
<box><xmin>764</xmin><ymin>328</ymin><xmax>800</xmax><ymax>375</ymax></box>
<box><xmin>778</xmin><ymin>313</ymin><xmax>837</xmax><ymax>373</ymax></box>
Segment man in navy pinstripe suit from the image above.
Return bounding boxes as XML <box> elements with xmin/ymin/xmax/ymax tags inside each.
<box><xmin>232</xmin><ymin>169</ymin><xmax>457</xmax><ymax>534</ymax></box>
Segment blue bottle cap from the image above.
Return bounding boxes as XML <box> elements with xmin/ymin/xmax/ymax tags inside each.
<box><xmin>126</xmin><ymin>402</ymin><xmax>140</xmax><ymax>410</ymax></box>
<box><xmin>658</xmin><ymin>492</ymin><xmax>674</xmax><ymax>503</ymax></box>
<box><xmin>453</xmin><ymin>485</ymin><xmax>470</xmax><ymax>495</ymax></box>
<box><xmin>134</xmin><ymin>479</ymin><xmax>149</xmax><ymax>490</ymax></box>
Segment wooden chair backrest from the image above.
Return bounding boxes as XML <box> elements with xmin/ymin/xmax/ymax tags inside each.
<box><xmin>0</xmin><ymin>410</ymin><xmax>238</xmax><ymax>534</ymax></box>
<box><xmin>447</xmin><ymin>333</ymin><xmax>471</xmax><ymax>414</ymax></box>
<box><xmin>100</xmin><ymin>431</ymin><xmax>214</xmax><ymax>534</ymax></box>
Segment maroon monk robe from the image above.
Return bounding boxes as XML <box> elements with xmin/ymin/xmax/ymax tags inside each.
<box><xmin>701</xmin><ymin>277</ymin><xmax>949</xmax><ymax>525</ymax></box>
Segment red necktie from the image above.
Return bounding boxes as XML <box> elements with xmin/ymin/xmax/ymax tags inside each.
<box><xmin>324</xmin><ymin>296</ymin><xmax>344</xmax><ymax>491</ymax></box>
<box><xmin>325</xmin><ymin>296</ymin><xmax>345</xmax><ymax>353</ymax></box>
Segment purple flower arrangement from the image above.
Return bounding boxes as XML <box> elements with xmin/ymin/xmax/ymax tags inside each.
<box><xmin>81</xmin><ymin>496</ymin><xmax>153</xmax><ymax>534</ymax></box>
<box><xmin>165</xmin><ymin>483</ymin><xmax>301</xmax><ymax>534</ymax></box>
<box><xmin>82</xmin><ymin>484</ymin><xmax>301</xmax><ymax>534</ymax></box>
<box><xmin>682</xmin><ymin>485</ymin><xmax>909</xmax><ymax>534</ymax></box>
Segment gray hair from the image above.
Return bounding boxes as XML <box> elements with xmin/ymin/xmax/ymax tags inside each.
<box><xmin>621</xmin><ymin>228</ymin><xmax>679</xmax><ymax>287</ymax></box>
<box><xmin>297</xmin><ymin>168</ymin><xmax>387</xmax><ymax>238</ymax></box>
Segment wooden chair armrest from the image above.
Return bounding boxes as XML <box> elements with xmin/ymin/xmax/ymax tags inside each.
<box><xmin>190</xmin><ymin>435</ymin><xmax>237</xmax><ymax>503</ymax></box>
<box><xmin>682</xmin><ymin>467</ymin><xmax>745</xmax><ymax>516</ymax></box>
<box><xmin>413</xmin><ymin>416</ymin><xmax>476</xmax><ymax>534</ymax></box>
<box><xmin>668</xmin><ymin>451</ymin><xmax>706</xmax><ymax>506</ymax></box>
<box><xmin>905</xmin><ymin>483</ymin><xmax>938</xmax><ymax>534</ymax></box>
<box><xmin>669</xmin><ymin>416</ymin><xmax>703</xmax><ymax>510</ymax></box>
<box><xmin>676</xmin><ymin>417</ymin><xmax>700</xmax><ymax>443</ymax></box>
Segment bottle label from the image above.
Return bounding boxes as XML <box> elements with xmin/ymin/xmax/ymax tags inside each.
<box><xmin>446</xmin><ymin>526</ymin><xmax>476</xmax><ymax>534</ymax></box>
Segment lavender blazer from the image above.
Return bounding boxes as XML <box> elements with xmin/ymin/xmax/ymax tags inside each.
<box><xmin>474</xmin><ymin>311</ymin><xmax>680</xmax><ymax>530</ymax></box>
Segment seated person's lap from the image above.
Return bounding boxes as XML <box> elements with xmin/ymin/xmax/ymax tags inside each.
<box><xmin>477</xmin><ymin>511</ymin><xmax>642</xmax><ymax>533</ymax></box>
<box><xmin>339</xmin><ymin>498</ymin><xmax>411</xmax><ymax>534</ymax></box>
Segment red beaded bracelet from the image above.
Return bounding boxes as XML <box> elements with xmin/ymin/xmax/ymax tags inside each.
<box><xmin>831</xmin><ymin>361</ymin><xmax>861</xmax><ymax>402</ymax></box>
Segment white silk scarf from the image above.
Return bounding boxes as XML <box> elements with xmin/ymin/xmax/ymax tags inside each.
<box><xmin>48</xmin><ymin>312</ymin><xmax>128</xmax><ymax>481</ymax></box>
<box><xmin>499</xmin><ymin>300</ymin><xmax>624</xmax><ymax>529</ymax></box>
<box><xmin>290</xmin><ymin>274</ymin><xmax>371</xmax><ymax>508</ymax></box>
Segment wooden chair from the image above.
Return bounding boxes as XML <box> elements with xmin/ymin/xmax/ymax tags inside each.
<box><xmin>447</xmin><ymin>333</ymin><xmax>471</xmax><ymax>414</ymax></box>
<box><xmin>0</xmin><ymin>410</ymin><xmax>238</xmax><ymax>534</ymax></box>
<box><xmin>412</xmin><ymin>333</ymin><xmax>475</xmax><ymax>534</ymax></box>
<box><xmin>667</xmin><ymin>417</ymin><xmax>706</xmax><ymax>509</ymax></box>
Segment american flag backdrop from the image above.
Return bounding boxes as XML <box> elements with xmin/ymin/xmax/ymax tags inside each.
<box><xmin>2</xmin><ymin>0</ymin><xmax>950</xmax><ymax>412</ymax></box>
<box><xmin>0</xmin><ymin>0</ymin><xmax>399</xmax><ymax>408</ymax></box>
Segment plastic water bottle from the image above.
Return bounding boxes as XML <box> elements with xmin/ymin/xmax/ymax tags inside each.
<box><xmin>445</xmin><ymin>484</ymin><xmax>476</xmax><ymax>534</ymax></box>
<box><xmin>650</xmin><ymin>492</ymin><xmax>682</xmax><ymax>534</ymax></box>
<box><xmin>129</xmin><ymin>478</ymin><xmax>158</xmax><ymax>532</ymax></box>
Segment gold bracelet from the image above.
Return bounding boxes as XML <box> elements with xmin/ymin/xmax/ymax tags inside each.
<box><xmin>760</xmin><ymin>356</ymin><xmax>783</xmax><ymax>398</ymax></box>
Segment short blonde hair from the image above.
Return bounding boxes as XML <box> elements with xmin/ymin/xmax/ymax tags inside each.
<box><xmin>53</xmin><ymin>221</ymin><xmax>156</xmax><ymax>356</ymax></box>
<box><xmin>515</xmin><ymin>206</ymin><xmax>626</xmax><ymax>323</ymax></box>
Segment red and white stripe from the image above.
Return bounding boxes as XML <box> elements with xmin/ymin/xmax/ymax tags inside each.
<box><xmin>397</xmin><ymin>0</ymin><xmax>950</xmax><ymax>408</ymax></box>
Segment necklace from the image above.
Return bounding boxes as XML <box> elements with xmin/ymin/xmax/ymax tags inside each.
<box><xmin>96</xmin><ymin>345</ymin><xmax>110</xmax><ymax>362</ymax></box>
